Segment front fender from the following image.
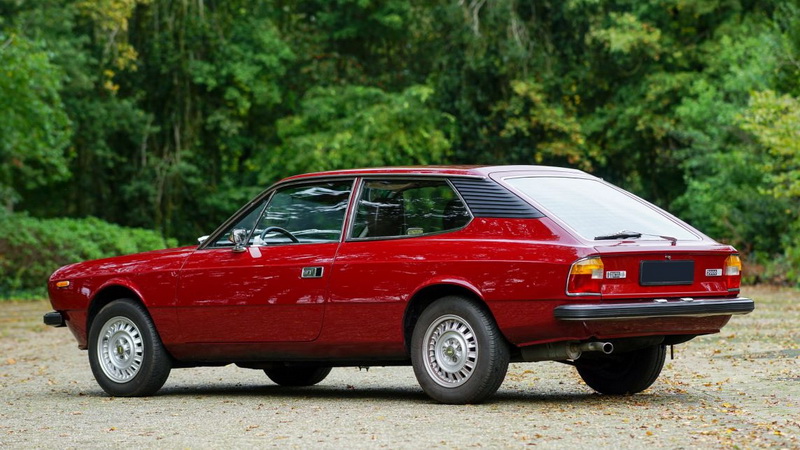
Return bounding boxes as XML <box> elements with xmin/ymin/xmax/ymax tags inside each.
<box><xmin>87</xmin><ymin>276</ymin><xmax>181</xmax><ymax>349</ymax></box>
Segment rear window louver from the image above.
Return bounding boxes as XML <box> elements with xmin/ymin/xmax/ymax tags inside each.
<box><xmin>450</xmin><ymin>178</ymin><xmax>544</xmax><ymax>219</ymax></box>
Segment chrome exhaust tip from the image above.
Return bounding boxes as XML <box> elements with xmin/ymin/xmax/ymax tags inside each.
<box><xmin>578</xmin><ymin>341</ymin><xmax>614</xmax><ymax>354</ymax></box>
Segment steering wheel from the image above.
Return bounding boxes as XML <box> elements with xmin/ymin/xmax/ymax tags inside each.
<box><xmin>258</xmin><ymin>226</ymin><xmax>300</xmax><ymax>243</ymax></box>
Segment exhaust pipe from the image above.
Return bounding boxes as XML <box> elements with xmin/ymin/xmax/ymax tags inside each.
<box><xmin>578</xmin><ymin>341</ymin><xmax>614</xmax><ymax>355</ymax></box>
<box><xmin>521</xmin><ymin>341</ymin><xmax>614</xmax><ymax>362</ymax></box>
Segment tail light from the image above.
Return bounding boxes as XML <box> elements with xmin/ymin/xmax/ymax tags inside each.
<box><xmin>567</xmin><ymin>257</ymin><xmax>604</xmax><ymax>296</ymax></box>
<box><xmin>724</xmin><ymin>254</ymin><xmax>742</xmax><ymax>291</ymax></box>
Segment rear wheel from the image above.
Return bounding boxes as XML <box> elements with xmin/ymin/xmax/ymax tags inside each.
<box><xmin>575</xmin><ymin>344</ymin><xmax>666</xmax><ymax>395</ymax></box>
<box><xmin>264</xmin><ymin>366</ymin><xmax>332</xmax><ymax>386</ymax></box>
<box><xmin>88</xmin><ymin>299</ymin><xmax>171</xmax><ymax>396</ymax></box>
<box><xmin>410</xmin><ymin>296</ymin><xmax>509</xmax><ymax>404</ymax></box>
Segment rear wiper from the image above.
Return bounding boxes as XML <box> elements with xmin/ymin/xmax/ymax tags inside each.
<box><xmin>594</xmin><ymin>230</ymin><xmax>678</xmax><ymax>246</ymax></box>
<box><xmin>594</xmin><ymin>231</ymin><xmax>642</xmax><ymax>240</ymax></box>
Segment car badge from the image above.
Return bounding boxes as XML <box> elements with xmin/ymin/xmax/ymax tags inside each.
<box><xmin>606</xmin><ymin>271</ymin><xmax>627</xmax><ymax>279</ymax></box>
<box><xmin>301</xmin><ymin>267</ymin><xmax>324</xmax><ymax>278</ymax></box>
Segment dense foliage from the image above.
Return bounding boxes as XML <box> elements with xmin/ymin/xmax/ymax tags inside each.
<box><xmin>0</xmin><ymin>213</ymin><xmax>176</xmax><ymax>297</ymax></box>
<box><xmin>2</xmin><ymin>0</ymin><xmax>800</xmax><ymax>285</ymax></box>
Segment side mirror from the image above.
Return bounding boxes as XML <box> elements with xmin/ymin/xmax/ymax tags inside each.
<box><xmin>230</xmin><ymin>229</ymin><xmax>248</xmax><ymax>253</ymax></box>
<box><xmin>197</xmin><ymin>235</ymin><xmax>209</xmax><ymax>244</ymax></box>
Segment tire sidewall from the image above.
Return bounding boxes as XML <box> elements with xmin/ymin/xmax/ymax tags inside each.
<box><xmin>576</xmin><ymin>344</ymin><xmax>666</xmax><ymax>395</ymax></box>
<box><xmin>88</xmin><ymin>299</ymin><xmax>170</xmax><ymax>397</ymax></box>
<box><xmin>411</xmin><ymin>296</ymin><xmax>508</xmax><ymax>404</ymax></box>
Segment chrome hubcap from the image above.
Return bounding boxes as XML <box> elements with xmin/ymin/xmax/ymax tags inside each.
<box><xmin>97</xmin><ymin>316</ymin><xmax>144</xmax><ymax>384</ymax></box>
<box><xmin>423</xmin><ymin>314</ymin><xmax>478</xmax><ymax>388</ymax></box>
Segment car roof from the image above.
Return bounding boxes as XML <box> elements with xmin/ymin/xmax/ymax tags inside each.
<box><xmin>281</xmin><ymin>165</ymin><xmax>589</xmax><ymax>182</ymax></box>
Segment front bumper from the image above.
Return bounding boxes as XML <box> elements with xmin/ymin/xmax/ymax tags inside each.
<box><xmin>43</xmin><ymin>311</ymin><xmax>66</xmax><ymax>327</ymax></box>
<box><xmin>554</xmin><ymin>297</ymin><xmax>754</xmax><ymax>321</ymax></box>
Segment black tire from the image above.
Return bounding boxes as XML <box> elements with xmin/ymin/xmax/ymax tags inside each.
<box><xmin>265</xmin><ymin>366</ymin><xmax>332</xmax><ymax>387</ymax></box>
<box><xmin>87</xmin><ymin>299</ymin><xmax>172</xmax><ymax>396</ymax></box>
<box><xmin>410</xmin><ymin>296</ymin><xmax>509</xmax><ymax>404</ymax></box>
<box><xmin>576</xmin><ymin>344</ymin><xmax>667</xmax><ymax>395</ymax></box>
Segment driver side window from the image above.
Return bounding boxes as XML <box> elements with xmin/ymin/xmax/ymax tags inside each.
<box><xmin>215</xmin><ymin>180</ymin><xmax>353</xmax><ymax>247</ymax></box>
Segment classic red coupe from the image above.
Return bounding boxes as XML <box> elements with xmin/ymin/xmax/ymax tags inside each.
<box><xmin>44</xmin><ymin>165</ymin><xmax>754</xmax><ymax>404</ymax></box>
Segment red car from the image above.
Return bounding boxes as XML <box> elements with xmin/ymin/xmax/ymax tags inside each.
<box><xmin>44</xmin><ymin>165</ymin><xmax>754</xmax><ymax>404</ymax></box>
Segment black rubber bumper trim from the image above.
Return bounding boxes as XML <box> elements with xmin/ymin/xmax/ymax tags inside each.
<box><xmin>43</xmin><ymin>311</ymin><xmax>66</xmax><ymax>327</ymax></box>
<box><xmin>554</xmin><ymin>297</ymin><xmax>754</xmax><ymax>321</ymax></box>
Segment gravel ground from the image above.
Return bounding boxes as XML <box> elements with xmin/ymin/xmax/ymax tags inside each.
<box><xmin>1</xmin><ymin>286</ymin><xmax>798</xmax><ymax>448</ymax></box>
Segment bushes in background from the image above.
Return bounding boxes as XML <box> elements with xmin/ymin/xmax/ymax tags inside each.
<box><xmin>0</xmin><ymin>213</ymin><xmax>177</xmax><ymax>299</ymax></box>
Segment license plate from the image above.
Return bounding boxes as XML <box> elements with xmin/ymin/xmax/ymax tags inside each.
<box><xmin>639</xmin><ymin>260</ymin><xmax>694</xmax><ymax>286</ymax></box>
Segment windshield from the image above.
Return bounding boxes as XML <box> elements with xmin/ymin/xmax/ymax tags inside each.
<box><xmin>504</xmin><ymin>176</ymin><xmax>700</xmax><ymax>241</ymax></box>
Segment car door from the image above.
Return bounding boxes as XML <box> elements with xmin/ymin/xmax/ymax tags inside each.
<box><xmin>324</xmin><ymin>178</ymin><xmax>472</xmax><ymax>347</ymax></box>
<box><xmin>176</xmin><ymin>180</ymin><xmax>353</xmax><ymax>344</ymax></box>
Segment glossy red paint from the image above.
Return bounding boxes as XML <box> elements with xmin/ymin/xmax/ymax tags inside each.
<box><xmin>48</xmin><ymin>246</ymin><xmax>195</xmax><ymax>348</ymax></box>
<box><xmin>46</xmin><ymin>165</ymin><xmax>752</xmax><ymax>370</ymax></box>
<box><xmin>176</xmin><ymin>243</ymin><xmax>336</xmax><ymax>343</ymax></box>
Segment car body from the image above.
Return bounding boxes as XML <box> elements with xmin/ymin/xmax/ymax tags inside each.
<box><xmin>44</xmin><ymin>165</ymin><xmax>754</xmax><ymax>403</ymax></box>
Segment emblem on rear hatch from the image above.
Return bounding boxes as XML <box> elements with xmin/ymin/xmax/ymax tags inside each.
<box><xmin>606</xmin><ymin>270</ymin><xmax>627</xmax><ymax>279</ymax></box>
<box><xmin>705</xmin><ymin>268</ymin><xmax>723</xmax><ymax>277</ymax></box>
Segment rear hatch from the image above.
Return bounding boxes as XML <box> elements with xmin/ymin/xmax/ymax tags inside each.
<box><xmin>593</xmin><ymin>242</ymin><xmax>739</xmax><ymax>299</ymax></box>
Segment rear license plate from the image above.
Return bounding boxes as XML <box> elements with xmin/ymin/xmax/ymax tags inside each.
<box><xmin>639</xmin><ymin>260</ymin><xmax>694</xmax><ymax>286</ymax></box>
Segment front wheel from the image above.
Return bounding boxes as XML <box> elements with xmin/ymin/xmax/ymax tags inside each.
<box><xmin>88</xmin><ymin>299</ymin><xmax>172</xmax><ymax>396</ymax></box>
<box><xmin>410</xmin><ymin>296</ymin><xmax>509</xmax><ymax>404</ymax></box>
<box><xmin>575</xmin><ymin>344</ymin><xmax>666</xmax><ymax>395</ymax></box>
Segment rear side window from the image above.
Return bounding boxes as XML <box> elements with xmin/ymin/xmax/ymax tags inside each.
<box><xmin>505</xmin><ymin>177</ymin><xmax>700</xmax><ymax>241</ymax></box>
<box><xmin>351</xmin><ymin>179</ymin><xmax>471</xmax><ymax>239</ymax></box>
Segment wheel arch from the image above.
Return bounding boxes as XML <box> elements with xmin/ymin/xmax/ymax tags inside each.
<box><xmin>403</xmin><ymin>282</ymin><xmax>494</xmax><ymax>355</ymax></box>
<box><xmin>87</xmin><ymin>282</ymin><xmax>147</xmax><ymax>333</ymax></box>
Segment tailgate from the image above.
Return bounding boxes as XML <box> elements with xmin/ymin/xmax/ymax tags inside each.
<box><xmin>594</xmin><ymin>249</ymin><xmax>738</xmax><ymax>299</ymax></box>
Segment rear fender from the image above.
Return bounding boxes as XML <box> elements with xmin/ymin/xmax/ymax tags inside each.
<box><xmin>404</xmin><ymin>278</ymin><xmax>501</xmax><ymax>353</ymax></box>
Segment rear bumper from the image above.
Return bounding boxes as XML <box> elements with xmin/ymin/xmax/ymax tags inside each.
<box><xmin>43</xmin><ymin>311</ymin><xmax>66</xmax><ymax>327</ymax></box>
<box><xmin>554</xmin><ymin>297</ymin><xmax>754</xmax><ymax>321</ymax></box>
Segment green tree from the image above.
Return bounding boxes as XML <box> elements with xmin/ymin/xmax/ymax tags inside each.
<box><xmin>670</xmin><ymin>13</ymin><xmax>785</xmax><ymax>258</ymax></box>
<box><xmin>3</xmin><ymin>0</ymin><xmax>800</xmax><ymax>284</ymax></box>
<box><xmin>0</xmin><ymin>32</ymin><xmax>71</xmax><ymax>210</ymax></box>
<box><xmin>740</xmin><ymin>92</ymin><xmax>800</xmax><ymax>200</ymax></box>
<box><xmin>268</xmin><ymin>85</ymin><xmax>454</xmax><ymax>180</ymax></box>
<box><xmin>737</xmin><ymin>90</ymin><xmax>800</xmax><ymax>281</ymax></box>
<box><xmin>125</xmin><ymin>2</ymin><xmax>295</xmax><ymax>238</ymax></box>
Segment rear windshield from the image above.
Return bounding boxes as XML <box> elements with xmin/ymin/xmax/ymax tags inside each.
<box><xmin>504</xmin><ymin>177</ymin><xmax>700</xmax><ymax>241</ymax></box>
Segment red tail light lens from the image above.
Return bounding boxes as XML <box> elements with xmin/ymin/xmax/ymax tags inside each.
<box><xmin>724</xmin><ymin>254</ymin><xmax>742</xmax><ymax>291</ymax></box>
<box><xmin>567</xmin><ymin>257</ymin><xmax>604</xmax><ymax>296</ymax></box>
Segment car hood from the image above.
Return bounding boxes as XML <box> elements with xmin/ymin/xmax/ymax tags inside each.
<box><xmin>49</xmin><ymin>246</ymin><xmax>197</xmax><ymax>282</ymax></box>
